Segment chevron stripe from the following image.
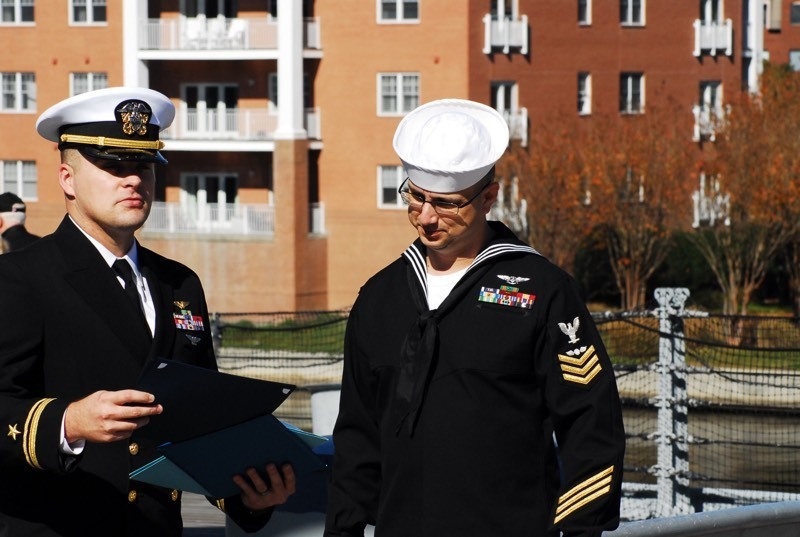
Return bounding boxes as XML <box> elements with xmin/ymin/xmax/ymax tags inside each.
<box><xmin>554</xmin><ymin>466</ymin><xmax>614</xmax><ymax>524</ymax></box>
<box><xmin>557</xmin><ymin>345</ymin><xmax>602</xmax><ymax>385</ymax></box>
<box><xmin>23</xmin><ymin>398</ymin><xmax>56</xmax><ymax>470</ymax></box>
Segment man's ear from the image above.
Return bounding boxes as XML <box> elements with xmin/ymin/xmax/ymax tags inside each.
<box><xmin>58</xmin><ymin>162</ymin><xmax>76</xmax><ymax>198</ymax></box>
<box><xmin>480</xmin><ymin>181</ymin><xmax>500</xmax><ymax>213</ymax></box>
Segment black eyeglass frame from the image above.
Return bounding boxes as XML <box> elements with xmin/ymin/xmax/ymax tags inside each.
<box><xmin>397</xmin><ymin>178</ymin><xmax>491</xmax><ymax>215</ymax></box>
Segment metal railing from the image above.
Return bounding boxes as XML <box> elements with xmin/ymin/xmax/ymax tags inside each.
<box><xmin>142</xmin><ymin>202</ymin><xmax>275</xmax><ymax>235</ymax></box>
<box><xmin>160</xmin><ymin>107</ymin><xmax>321</xmax><ymax>142</ymax></box>
<box><xmin>482</xmin><ymin>14</ymin><xmax>529</xmax><ymax>54</ymax></box>
<box><xmin>139</xmin><ymin>16</ymin><xmax>321</xmax><ymax>51</ymax></box>
<box><xmin>693</xmin><ymin>19</ymin><xmax>733</xmax><ymax>56</ymax></box>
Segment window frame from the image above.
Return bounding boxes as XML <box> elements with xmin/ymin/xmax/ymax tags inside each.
<box><xmin>578</xmin><ymin>0</ymin><xmax>591</xmax><ymax>25</ymax></box>
<box><xmin>620</xmin><ymin>72</ymin><xmax>644</xmax><ymax>114</ymax></box>
<box><xmin>69</xmin><ymin>0</ymin><xmax>107</xmax><ymax>25</ymax></box>
<box><xmin>377</xmin><ymin>73</ymin><xmax>420</xmax><ymax>116</ymax></box>
<box><xmin>791</xmin><ymin>1</ymin><xmax>800</xmax><ymax>25</ymax></box>
<box><xmin>578</xmin><ymin>72</ymin><xmax>592</xmax><ymax>115</ymax></box>
<box><xmin>0</xmin><ymin>72</ymin><xmax>35</xmax><ymax>113</ymax></box>
<box><xmin>620</xmin><ymin>0</ymin><xmax>644</xmax><ymax>26</ymax></box>
<box><xmin>377</xmin><ymin>0</ymin><xmax>419</xmax><ymax>24</ymax></box>
<box><xmin>69</xmin><ymin>72</ymin><xmax>108</xmax><ymax>96</ymax></box>
<box><xmin>0</xmin><ymin>160</ymin><xmax>37</xmax><ymax>200</ymax></box>
<box><xmin>0</xmin><ymin>0</ymin><xmax>33</xmax><ymax>24</ymax></box>
<box><xmin>377</xmin><ymin>165</ymin><xmax>407</xmax><ymax>209</ymax></box>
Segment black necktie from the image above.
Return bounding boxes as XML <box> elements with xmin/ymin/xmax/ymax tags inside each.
<box><xmin>112</xmin><ymin>259</ymin><xmax>150</xmax><ymax>335</ymax></box>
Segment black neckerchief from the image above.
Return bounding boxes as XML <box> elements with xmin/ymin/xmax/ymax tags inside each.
<box><xmin>394</xmin><ymin>222</ymin><xmax>539</xmax><ymax>436</ymax></box>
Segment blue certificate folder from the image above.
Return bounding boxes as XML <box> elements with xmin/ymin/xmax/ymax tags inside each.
<box><xmin>130</xmin><ymin>359</ymin><xmax>332</xmax><ymax>511</ymax></box>
<box><xmin>129</xmin><ymin>412</ymin><xmax>330</xmax><ymax>501</ymax></box>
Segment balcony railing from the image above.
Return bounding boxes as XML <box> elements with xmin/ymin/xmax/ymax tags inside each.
<box><xmin>503</xmin><ymin>108</ymin><xmax>528</xmax><ymax>147</ymax></box>
<box><xmin>143</xmin><ymin>202</ymin><xmax>275</xmax><ymax>236</ymax></box>
<box><xmin>482</xmin><ymin>14</ymin><xmax>529</xmax><ymax>55</ymax></box>
<box><xmin>139</xmin><ymin>16</ymin><xmax>321</xmax><ymax>51</ymax></box>
<box><xmin>693</xmin><ymin>19</ymin><xmax>732</xmax><ymax>57</ymax></box>
<box><xmin>160</xmin><ymin>107</ymin><xmax>322</xmax><ymax>141</ymax></box>
<box><xmin>692</xmin><ymin>104</ymin><xmax>724</xmax><ymax>142</ymax></box>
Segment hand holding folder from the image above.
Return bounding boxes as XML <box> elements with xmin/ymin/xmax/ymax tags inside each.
<box><xmin>129</xmin><ymin>359</ymin><xmax>333</xmax><ymax>512</ymax></box>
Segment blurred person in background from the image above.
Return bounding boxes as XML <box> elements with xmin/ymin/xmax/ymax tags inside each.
<box><xmin>0</xmin><ymin>192</ymin><xmax>40</xmax><ymax>252</ymax></box>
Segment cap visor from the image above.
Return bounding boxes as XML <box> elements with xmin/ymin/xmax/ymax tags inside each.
<box><xmin>77</xmin><ymin>146</ymin><xmax>168</xmax><ymax>165</ymax></box>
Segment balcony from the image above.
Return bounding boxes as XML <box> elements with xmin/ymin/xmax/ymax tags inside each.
<box><xmin>503</xmin><ymin>108</ymin><xmax>528</xmax><ymax>147</ymax></box>
<box><xmin>143</xmin><ymin>202</ymin><xmax>275</xmax><ymax>236</ymax></box>
<box><xmin>143</xmin><ymin>202</ymin><xmax>327</xmax><ymax>237</ymax></box>
<box><xmin>482</xmin><ymin>14</ymin><xmax>529</xmax><ymax>55</ymax></box>
<box><xmin>139</xmin><ymin>16</ymin><xmax>321</xmax><ymax>52</ymax></box>
<box><xmin>161</xmin><ymin>107</ymin><xmax>322</xmax><ymax>142</ymax></box>
<box><xmin>692</xmin><ymin>104</ymin><xmax>724</xmax><ymax>142</ymax></box>
<box><xmin>693</xmin><ymin>19</ymin><xmax>733</xmax><ymax>57</ymax></box>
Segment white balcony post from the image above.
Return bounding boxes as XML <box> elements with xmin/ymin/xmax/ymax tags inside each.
<box><xmin>275</xmin><ymin>0</ymin><xmax>307</xmax><ymax>139</ymax></box>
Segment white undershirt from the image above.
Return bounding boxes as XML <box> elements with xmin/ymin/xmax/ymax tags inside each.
<box><xmin>426</xmin><ymin>267</ymin><xmax>468</xmax><ymax>309</ymax></box>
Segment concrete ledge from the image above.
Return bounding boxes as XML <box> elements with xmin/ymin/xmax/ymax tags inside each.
<box><xmin>606</xmin><ymin>502</ymin><xmax>800</xmax><ymax>537</ymax></box>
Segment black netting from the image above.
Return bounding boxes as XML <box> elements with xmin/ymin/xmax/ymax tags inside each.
<box><xmin>212</xmin><ymin>309</ymin><xmax>800</xmax><ymax>515</ymax></box>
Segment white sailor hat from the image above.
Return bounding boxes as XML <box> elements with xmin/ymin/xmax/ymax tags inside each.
<box><xmin>36</xmin><ymin>86</ymin><xmax>175</xmax><ymax>165</ymax></box>
<box><xmin>392</xmin><ymin>98</ymin><xmax>510</xmax><ymax>193</ymax></box>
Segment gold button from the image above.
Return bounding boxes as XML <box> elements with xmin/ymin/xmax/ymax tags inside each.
<box><xmin>128</xmin><ymin>490</ymin><xmax>137</xmax><ymax>502</ymax></box>
<box><xmin>128</xmin><ymin>442</ymin><xmax>139</xmax><ymax>456</ymax></box>
<box><xmin>171</xmin><ymin>489</ymin><xmax>180</xmax><ymax>502</ymax></box>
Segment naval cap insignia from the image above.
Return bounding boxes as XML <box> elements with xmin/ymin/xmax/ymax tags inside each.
<box><xmin>497</xmin><ymin>274</ymin><xmax>530</xmax><ymax>285</ymax></box>
<box><xmin>116</xmin><ymin>100</ymin><xmax>151</xmax><ymax>136</ymax></box>
<box><xmin>558</xmin><ymin>316</ymin><xmax>581</xmax><ymax>344</ymax></box>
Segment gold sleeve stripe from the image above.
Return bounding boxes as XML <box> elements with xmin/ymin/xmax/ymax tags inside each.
<box><xmin>23</xmin><ymin>398</ymin><xmax>56</xmax><ymax>470</ymax></box>
<box><xmin>59</xmin><ymin>134</ymin><xmax>164</xmax><ymax>151</ymax></box>
<box><xmin>215</xmin><ymin>499</ymin><xmax>226</xmax><ymax>512</ymax></box>
<box><xmin>558</xmin><ymin>345</ymin><xmax>602</xmax><ymax>385</ymax></box>
<box><xmin>560</xmin><ymin>355</ymin><xmax>600</xmax><ymax>375</ymax></box>
<box><xmin>554</xmin><ymin>466</ymin><xmax>615</xmax><ymax>524</ymax></box>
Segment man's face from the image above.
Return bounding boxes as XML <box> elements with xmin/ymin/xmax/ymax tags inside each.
<box><xmin>405</xmin><ymin>179</ymin><xmax>495</xmax><ymax>255</ymax></box>
<box><xmin>60</xmin><ymin>151</ymin><xmax>156</xmax><ymax>237</ymax></box>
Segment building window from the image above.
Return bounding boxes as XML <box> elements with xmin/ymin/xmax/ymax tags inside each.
<box><xmin>578</xmin><ymin>0</ymin><xmax>591</xmax><ymax>24</ymax></box>
<box><xmin>183</xmin><ymin>83</ymin><xmax>239</xmax><ymax>134</ymax></box>
<box><xmin>700</xmin><ymin>0</ymin><xmax>722</xmax><ymax>23</ymax></box>
<box><xmin>790</xmin><ymin>50</ymin><xmax>800</xmax><ymax>71</ymax></box>
<box><xmin>378</xmin><ymin>73</ymin><xmax>419</xmax><ymax>115</ymax></box>
<box><xmin>578</xmin><ymin>72</ymin><xmax>592</xmax><ymax>115</ymax></box>
<box><xmin>379</xmin><ymin>0</ymin><xmax>419</xmax><ymax>22</ymax></box>
<box><xmin>378</xmin><ymin>166</ymin><xmax>405</xmax><ymax>208</ymax></box>
<box><xmin>620</xmin><ymin>72</ymin><xmax>643</xmax><ymax>114</ymax></box>
<box><xmin>70</xmin><ymin>72</ymin><xmax>108</xmax><ymax>96</ymax></box>
<box><xmin>267</xmin><ymin>73</ymin><xmax>312</xmax><ymax>112</ymax></box>
<box><xmin>1</xmin><ymin>72</ymin><xmax>35</xmax><ymax>112</ymax></box>
<box><xmin>0</xmin><ymin>160</ymin><xmax>37</xmax><ymax>199</ymax></box>
<box><xmin>490</xmin><ymin>0</ymin><xmax>514</xmax><ymax>20</ymax></box>
<box><xmin>1</xmin><ymin>0</ymin><xmax>33</xmax><ymax>23</ymax></box>
<box><xmin>70</xmin><ymin>0</ymin><xmax>106</xmax><ymax>24</ymax></box>
<box><xmin>792</xmin><ymin>2</ymin><xmax>800</xmax><ymax>24</ymax></box>
<box><xmin>180</xmin><ymin>173</ymin><xmax>239</xmax><ymax>224</ymax></box>
<box><xmin>620</xmin><ymin>0</ymin><xmax>643</xmax><ymax>25</ymax></box>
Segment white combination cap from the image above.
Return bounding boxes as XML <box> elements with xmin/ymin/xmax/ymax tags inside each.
<box><xmin>36</xmin><ymin>86</ymin><xmax>175</xmax><ymax>165</ymax></box>
<box><xmin>392</xmin><ymin>98</ymin><xmax>510</xmax><ymax>193</ymax></box>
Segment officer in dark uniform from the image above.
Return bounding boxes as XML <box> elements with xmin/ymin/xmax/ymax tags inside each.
<box><xmin>0</xmin><ymin>192</ymin><xmax>40</xmax><ymax>252</ymax></box>
<box><xmin>0</xmin><ymin>87</ymin><xmax>295</xmax><ymax>536</ymax></box>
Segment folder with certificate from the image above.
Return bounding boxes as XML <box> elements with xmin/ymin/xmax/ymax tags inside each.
<box><xmin>129</xmin><ymin>358</ymin><xmax>332</xmax><ymax>512</ymax></box>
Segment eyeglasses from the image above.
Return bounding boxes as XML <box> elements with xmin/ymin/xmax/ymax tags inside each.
<box><xmin>397</xmin><ymin>178</ymin><xmax>489</xmax><ymax>215</ymax></box>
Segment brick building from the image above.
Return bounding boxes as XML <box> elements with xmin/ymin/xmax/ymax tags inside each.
<box><xmin>1</xmin><ymin>0</ymin><xmax>798</xmax><ymax>312</ymax></box>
